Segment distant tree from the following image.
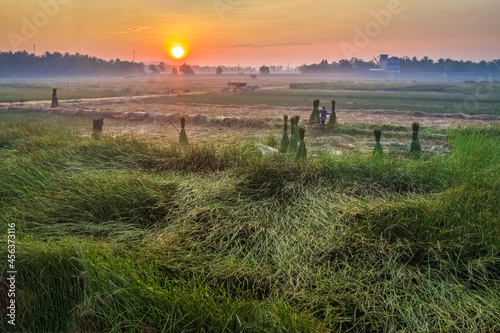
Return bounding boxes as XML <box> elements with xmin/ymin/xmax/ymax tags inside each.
<box><xmin>0</xmin><ymin>51</ymin><xmax>144</xmax><ymax>78</ymax></box>
<box><xmin>172</xmin><ymin>67</ymin><xmax>178</xmax><ymax>75</ymax></box>
<box><xmin>180</xmin><ymin>63</ymin><xmax>195</xmax><ymax>75</ymax></box>
<box><xmin>215</xmin><ymin>66</ymin><xmax>223</xmax><ymax>75</ymax></box>
<box><xmin>148</xmin><ymin>64</ymin><xmax>160</xmax><ymax>75</ymax></box>
<box><xmin>158</xmin><ymin>62</ymin><xmax>166</xmax><ymax>73</ymax></box>
<box><xmin>0</xmin><ymin>51</ymin><xmax>497</xmax><ymax>78</ymax></box>
<box><xmin>298</xmin><ymin>60</ymin><xmax>336</xmax><ymax>73</ymax></box>
<box><xmin>339</xmin><ymin>59</ymin><xmax>354</xmax><ymax>72</ymax></box>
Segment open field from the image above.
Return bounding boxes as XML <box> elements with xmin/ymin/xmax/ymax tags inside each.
<box><xmin>1</xmin><ymin>75</ymin><xmax>499</xmax><ymax>118</ymax></box>
<box><xmin>1</xmin><ymin>77</ymin><xmax>499</xmax><ymax>332</ymax></box>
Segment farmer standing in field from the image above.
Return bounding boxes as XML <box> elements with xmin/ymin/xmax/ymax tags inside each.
<box><xmin>319</xmin><ymin>106</ymin><xmax>329</xmax><ymax>131</ymax></box>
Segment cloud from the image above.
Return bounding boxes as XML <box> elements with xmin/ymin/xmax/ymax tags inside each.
<box><xmin>101</xmin><ymin>30</ymin><xmax>130</xmax><ymax>34</ymax></box>
<box><xmin>230</xmin><ymin>42</ymin><xmax>311</xmax><ymax>49</ymax></box>
<box><xmin>129</xmin><ymin>27</ymin><xmax>151</xmax><ymax>32</ymax></box>
<box><xmin>100</xmin><ymin>27</ymin><xmax>151</xmax><ymax>34</ymax></box>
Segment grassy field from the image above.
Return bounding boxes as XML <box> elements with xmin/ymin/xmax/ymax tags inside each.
<box><xmin>289</xmin><ymin>81</ymin><xmax>500</xmax><ymax>93</ymax></box>
<box><xmin>0</xmin><ymin>77</ymin><xmax>209</xmax><ymax>103</ymax></box>
<box><xmin>0</xmin><ymin>75</ymin><xmax>277</xmax><ymax>103</ymax></box>
<box><xmin>0</xmin><ymin>111</ymin><xmax>499</xmax><ymax>332</ymax></box>
<box><xmin>2</xmin><ymin>76</ymin><xmax>499</xmax><ymax>116</ymax></box>
<box><xmin>142</xmin><ymin>88</ymin><xmax>500</xmax><ymax>115</ymax></box>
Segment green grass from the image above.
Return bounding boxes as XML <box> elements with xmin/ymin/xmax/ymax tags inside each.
<box><xmin>141</xmin><ymin>88</ymin><xmax>500</xmax><ymax>115</ymax></box>
<box><xmin>0</xmin><ymin>76</ymin><xmax>214</xmax><ymax>103</ymax></box>
<box><xmin>0</xmin><ymin>82</ymin><xmax>132</xmax><ymax>102</ymax></box>
<box><xmin>289</xmin><ymin>81</ymin><xmax>500</xmax><ymax>115</ymax></box>
<box><xmin>0</xmin><ymin>113</ymin><xmax>499</xmax><ymax>332</ymax></box>
<box><xmin>289</xmin><ymin>81</ymin><xmax>499</xmax><ymax>93</ymax></box>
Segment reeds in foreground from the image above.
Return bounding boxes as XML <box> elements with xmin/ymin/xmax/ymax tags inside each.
<box><xmin>1</xmin><ymin>114</ymin><xmax>499</xmax><ymax>333</ymax></box>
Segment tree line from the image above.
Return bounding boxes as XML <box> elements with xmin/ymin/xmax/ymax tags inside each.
<box><xmin>298</xmin><ymin>57</ymin><xmax>500</xmax><ymax>73</ymax></box>
<box><xmin>2</xmin><ymin>51</ymin><xmax>499</xmax><ymax>77</ymax></box>
<box><xmin>0</xmin><ymin>51</ymin><xmax>145</xmax><ymax>78</ymax></box>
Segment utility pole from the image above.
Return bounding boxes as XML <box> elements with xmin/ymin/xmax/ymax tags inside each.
<box><xmin>133</xmin><ymin>50</ymin><xmax>135</xmax><ymax>62</ymax></box>
<box><xmin>33</xmin><ymin>44</ymin><xmax>36</xmax><ymax>55</ymax></box>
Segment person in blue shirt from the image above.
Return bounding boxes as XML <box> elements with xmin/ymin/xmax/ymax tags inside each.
<box><xmin>318</xmin><ymin>106</ymin><xmax>329</xmax><ymax>131</ymax></box>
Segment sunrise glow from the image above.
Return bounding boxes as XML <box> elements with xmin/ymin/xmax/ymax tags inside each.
<box><xmin>1</xmin><ymin>1</ymin><xmax>499</xmax><ymax>66</ymax></box>
<box><xmin>169</xmin><ymin>46</ymin><xmax>186</xmax><ymax>60</ymax></box>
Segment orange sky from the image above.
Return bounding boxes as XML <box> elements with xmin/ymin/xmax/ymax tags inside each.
<box><xmin>1</xmin><ymin>0</ymin><xmax>499</xmax><ymax>67</ymax></box>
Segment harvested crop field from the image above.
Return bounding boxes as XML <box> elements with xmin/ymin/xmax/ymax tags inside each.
<box><xmin>2</xmin><ymin>93</ymin><xmax>498</xmax><ymax>144</ymax></box>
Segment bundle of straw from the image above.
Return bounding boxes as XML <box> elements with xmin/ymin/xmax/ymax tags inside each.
<box><xmin>373</xmin><ymin>128</ymin><xmax>383</xmax><ymax>154</ymax></box>
<box><xmin>328</xmin><ymin>99</ymin><xmax>337</xmax><ymax>129</ymax></box>
<box><xmin>410</xmin><ymin>122</ymin><xmax>421</xmax><ymax>155</ymax></box>
<box><xmin>295</xmin><ymin>127</ymin><xmax>307</xmax><ymax>161</ymax></box>
<box><xmin>288</xmin><ymin>116</ymin><xmax>300</xmax><ymax>153</ymax></box>
<box><xmin>179</xmin><ymin>117</ymin><xmax>189</xmax><ymax>145</ymax></box>
<box><xmin>280</xmin><ymin>115</ymin><xmax>289</xmax><ymax>153</ymax></box>
<box><xmin>309</xmin><ymin>99</ymin><xmax>320</xmax><ymax>124</ymax></box>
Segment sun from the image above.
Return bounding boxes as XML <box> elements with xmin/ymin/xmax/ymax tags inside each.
<box><xmin>170</xmin><ymin>46</ymin><xmax>186</xmax><ymax>59</ymax></box>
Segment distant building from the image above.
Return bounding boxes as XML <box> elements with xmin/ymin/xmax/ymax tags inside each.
<box><xmin>379</xmin><ymin>54</ymin><xmax>400</xmax><ymax>73</ymax></box>
<box><xmin>387</xmin><ymin>57</ymin><xmax>400</xmax><ymax>72</ymax></box>
<box><xmin>379</xmin><ymin>54</ymin><xmax>388</xmax><ymax>71</ymax></box>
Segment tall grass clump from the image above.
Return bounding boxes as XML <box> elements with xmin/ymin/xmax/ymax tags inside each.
<box><xmin>288</xmin><ymin>115</ymin><xmax>299</xmax><ymax>153</ymax></box>
<box><xmin>2</xmin><ymin>241</ymin><xmax>82</xmax><ymax>332</ymax></box>
<box><xmin>410</xmin><ymin>122</ymin><xmax>421</xmax><ymax>155</ymax></box>
<box><xmin>373</xmin><ymin>128</ymin><xmax>383</xmax><ymax>154</ymax></box>
<box><xmin>362</xmin><ymin>125</ymin><xmax>500</xmax><ymax>252</ymax></box>
<box><xmin>280</xmin><ymin>115</ymin><xmax>289</xmax><ymax>153</ymax></box>
<box><xmin>295</xmin><ymin>127</ymin><xmax>307</xmax><ymax>161</ymax></box>
<box><xmin>309</xmin><ymin>99</ymin><xmax>320</xmax><ymax>124</ymax></box>
<box><xmin>327</xmin><ymin>99</ymin><xmax>337</xmax><ymax>130</ymax></box>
